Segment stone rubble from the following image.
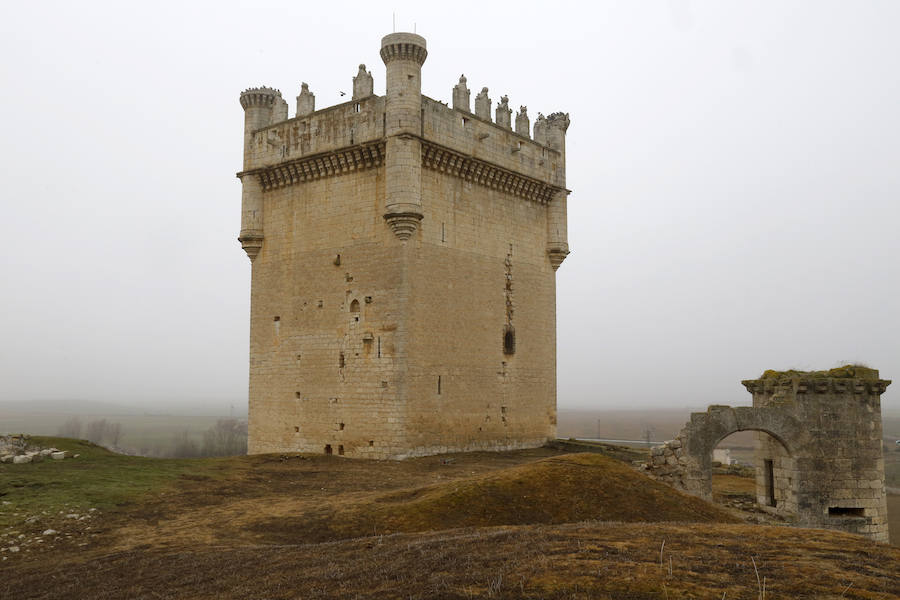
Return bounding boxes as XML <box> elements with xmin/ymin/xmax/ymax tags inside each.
<box><xmin>0</xmin><ymin>434</ymin><xmax>76</xmax><ymax>465</ymax></box>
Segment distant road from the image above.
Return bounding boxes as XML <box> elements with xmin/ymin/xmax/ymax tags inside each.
<box><xmin>577</xmin><ymin>438</ymin><xmax>658</xmax><ymax>446</ymax></box>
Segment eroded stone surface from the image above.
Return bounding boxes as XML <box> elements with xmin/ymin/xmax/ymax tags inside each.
<box><xmin>645</xmin><ymin>367</ymin><xmax>891</xmax><ymax>543</ymax></box>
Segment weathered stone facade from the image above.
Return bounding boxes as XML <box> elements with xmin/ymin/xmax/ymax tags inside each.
<box><xmin>237</xmin><ymin>33</ymin><xmax>570</xmax><ymax>459</ymax></box>
<box><xmin>645</xmin><ymin>367</ymin><xmax>891</xmax><ymax>542</ymax></box>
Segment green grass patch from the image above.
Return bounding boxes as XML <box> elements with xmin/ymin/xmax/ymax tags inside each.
<box><xmin>0</xmin><ymin>436</ymin><xmax>243</xmax><ymax>528</ymax></box>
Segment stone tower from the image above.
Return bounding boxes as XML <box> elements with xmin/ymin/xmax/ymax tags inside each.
<box><xmin>236</xmin><ymin>33</ymin><xmax>571</xmax><ymax>459</ymax></box>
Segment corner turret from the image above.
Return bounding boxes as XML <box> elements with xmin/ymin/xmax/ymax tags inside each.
<box><xmin>380</xmin><ymin>32</ymin><xmax>428</xmax><ymax>240</ymax></box>
<box><xmin>545</xmin><ymin>112</ymin><xmax>570</xmax><ymax>270</ymax></box>
<box><xmin>238</xmin><ymin>87</ymin><xmax>282</xmax><ymax>260</ymax></box>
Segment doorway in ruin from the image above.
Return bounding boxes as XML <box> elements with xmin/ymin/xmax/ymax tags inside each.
<box><xmin>711</xmin><ymin>429</ymin><xmax>792</xmax><ymax>512</ymax></box>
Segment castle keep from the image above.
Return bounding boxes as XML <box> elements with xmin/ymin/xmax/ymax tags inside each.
<box><xmin>237</xmin><ymin>33</ymin><xmax>570</xmax><ymax>459</ymax></box>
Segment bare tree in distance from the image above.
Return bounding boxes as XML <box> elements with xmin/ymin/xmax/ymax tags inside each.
<box><xmin>85</xmin><ymin>419</ymin><xmax>109</xmax><ymax>444</ymax></box>
<box><xmin>108</xmin><ymin>422</ymin><xmax>123</xmax><ymax>447</ymax></box>
<box><xmin>84</xmin><ymin>419</ymin><xmax>125</xmax><ymax>448</ymax></box>
<box><xmin>201</xmin><ymin>419</ymin><xmax>248</xmax><ymax>457</ymax></box>
<box><xmin>172</xmin><ymin>431</ymin><xmax>200</xmax><ymax>458</ymax></box>
<box><xmin>57</xmin><ymin>416</ymin><xmax>83</xmax><ymax>439</ymax></box>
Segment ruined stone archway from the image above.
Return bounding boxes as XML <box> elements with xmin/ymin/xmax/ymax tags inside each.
<box><xmin>645</xmin><ymin>367</ymin><xmax>891</xmax><ymax>542</ymax></box>
<box><xmin>647</xmin><ymin>405</ymin><xmax>807</xmax><ymax>502</ymax></box>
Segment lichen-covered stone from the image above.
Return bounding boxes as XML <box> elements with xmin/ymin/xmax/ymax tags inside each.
<box><xmin>644</xmin><ymin>368</ymin><xmax>891</xmax><ymax>543</ymax></box>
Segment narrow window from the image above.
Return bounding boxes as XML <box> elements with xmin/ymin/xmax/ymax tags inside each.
<box><xmin>377</xmin><ymin>336</ymin><xmax>381</xmax><ymax>358</ymax></box>
<box><xmin>828</xmin><ymin>507</ymin><xmax>865</xmax><ymax>517</ymax></box>
<box><xmin>369</xmin><ymin>440</ymin><xmax>374</xmax><ymax>447</ymax></box>
<box><xmin>437</xmin><ymin>375</ymin><xmax>442</xmax><ymax>395</ymax></box>
<box><xmin>294</xmin><ymin>426</ymin><xmax>299</xmax><ymax>433</ymax></box>
<box><xmin>339</xmin><ymin>352</ymin><xmax>345</xmax><ymax>368</ymax></box>
<box><xmin>324</xmin><ymin>444</ymin><xmax>332</xmax><ymax>455</ymax></box>
<box><xmin>295</xmin><ymin>392</ymin><xmax>302</xmax><ymax>399</ymax></box>
<box><xmin>764</xmin><ymin>459</ymin><xmax>776</xmax><ymax>507</ymax></box>
<box><xmin>339</xmin><ymin>422</ymin><xmax>345</xmax><ymax>431</ymax></box>
<box><xmin>350</xmin><ymin>299</ymin><xmax>360</xmax><ymax>313</ymax></box>
<box><xmin>503</xmin><ymin>325</ymin><xmax>516</xmax><ymax>355</ymax></box>
<box><xmin>355</xmin><ymin>103</ymin><xmax>360</xmax><ymax>113</ymax></box>
<box><xmin>441</xmin><ymin>222</ymin><xmax>445</xmax><ymax>243</ymax></box>
<box><xmin>338</xmin><ymin>445</ymin><xmax>345</xmax><ymax>456</ymax></box>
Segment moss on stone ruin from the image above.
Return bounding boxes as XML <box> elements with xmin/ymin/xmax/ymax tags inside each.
<box><xmin>758</xmin><ymin>365</ymin><xmax>878</xmax><ymax>380</ymax></box>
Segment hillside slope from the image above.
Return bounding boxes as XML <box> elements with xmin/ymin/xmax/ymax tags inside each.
<box><xmin>252</xmin><ymin>453</ymin><xmax>737</xmax><ymax>543</ymax></box>
<box><xmin>1</xmin><ymin>439</ymin><xmax>897</xmax><ymax>599</ymax></box>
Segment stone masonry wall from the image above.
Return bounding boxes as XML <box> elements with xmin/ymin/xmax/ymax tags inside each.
<box><xmin>644</xmin><ymin>368</ymin><xmax>891</xmax><ymax>543</ymax></box>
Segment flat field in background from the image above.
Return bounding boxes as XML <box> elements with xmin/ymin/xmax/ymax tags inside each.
<box><xmin>0</xmin><ymin>408</ymin><xmax>235</xmax><ymax>456</ymax></box>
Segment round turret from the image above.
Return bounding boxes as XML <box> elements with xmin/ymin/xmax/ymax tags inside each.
<box><xmin>239</xmin><ymin>87</ymin><xmax>281</xmax><ymax>110</ymax></box>
<box><xmin>379</xmin><ymin>32</ymin><xmax>427</xmax><ymax>65</ymax></box>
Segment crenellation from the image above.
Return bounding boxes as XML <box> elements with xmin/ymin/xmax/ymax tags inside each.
<box><xmin>296</xmin><ymin>82</ymin><xmax>315</xmax><ymax>117</ymax></box>
<box><xmin>352</xmin><ymin>64</ymin><xmax>374</xmax><ymax>100</ymax></box>
<box><xmin>533</xmin><ymin>113</ymin><xmax>547</xmax><ymax>146</ymax></box>
<box><xmin>515</xmin><ymin>106</ymin><xmax>530</xmax><ymax>138</ymax></box>
<box><xmin>474</xmin><ymin>87</ymin><xmax>492</xmax><ymax>121</ymax></box>
<box><xmin>495</xmin><ymin>95</ymin><xmax>512</xmax><ymax>129</ymax></box>
<box><xmin>452</xmin><ymin>75</ymin><xmax>470</xmax><ymax>113</ymax></box>
<box><xmin>272</xmin><ymin>96</ymin><xmax>289</xmax><ymax>124</ymax></box>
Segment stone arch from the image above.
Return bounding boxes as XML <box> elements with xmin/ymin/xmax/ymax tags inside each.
<box><xmin>647</xmin><ymin>406</ymin><xmax>808</xmax><ymax>501</ymax></box>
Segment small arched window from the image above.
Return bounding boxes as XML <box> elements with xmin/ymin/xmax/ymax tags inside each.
<box><xmin>350</xmin><ymin>299</ymin><xmax>360</xmax><ymax>313</ymax></box>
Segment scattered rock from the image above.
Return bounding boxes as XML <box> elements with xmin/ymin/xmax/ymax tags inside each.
<box><xmin>8</xmin><ymin>546</ymin><xmax>19</xmax><ymax>553</ymax></box>
<box><xmin>51</xmin><ymin>451</ymin><xmax>67</xmax><ymax>460</ymax></box>
<box><xmin>42</xmin><ymin>529</ymin><xmax>57</xmax><ymax>536</ymax></box>
<box><xmin>12</xmin><ymin>455</ymin><xmax>31</xmax><ymax>465</ymax></box>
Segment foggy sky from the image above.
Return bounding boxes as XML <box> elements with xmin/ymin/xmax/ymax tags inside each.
<box><xmin>1</xmin><ymin>1</ymin><xmax>898</xmax><ymax>412</ymax></box>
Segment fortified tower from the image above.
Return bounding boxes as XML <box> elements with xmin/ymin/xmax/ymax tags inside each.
<box><xmin>237</xmin><ymin>33</ymin><xmax>571</xmax><ymax>459</ymax></box>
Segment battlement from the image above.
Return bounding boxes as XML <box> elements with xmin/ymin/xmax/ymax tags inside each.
<box><xmin>239</xmin><ymin>87</ymin><xmax>282</xmax><ymax>109</ymax></box>
<box><xmin>240</xmin><ymin>83</ymin><xmax>568</xmax><ymax>195</ymax></box>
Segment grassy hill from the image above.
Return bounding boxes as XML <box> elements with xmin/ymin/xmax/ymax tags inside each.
<box><xmin>1</xmin><ymin>437</ymin><xmax>897</xmax><ymax>599</ymax></box>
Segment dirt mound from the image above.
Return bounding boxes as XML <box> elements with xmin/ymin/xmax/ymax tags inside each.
<box><xmin>253</xmin><ymin>453</ymin><xmax>737</xmax><ymax>543</ymax></box>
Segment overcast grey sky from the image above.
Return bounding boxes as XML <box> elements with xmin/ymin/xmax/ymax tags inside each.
<box><xmin>1</xmin><ymin>1</ymin><xmax>897</xmax><ymax>412</ymax></box>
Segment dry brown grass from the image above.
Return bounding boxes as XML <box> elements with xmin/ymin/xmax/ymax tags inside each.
<box><xmin>4</xmin><ymin>522</ymin><xmax>897</xmax><ymax>599</ymax></box>
<box><xmin>1</xmin><ymin>443</ymin><xmax>897</xmax><ymax>599</ymax></box>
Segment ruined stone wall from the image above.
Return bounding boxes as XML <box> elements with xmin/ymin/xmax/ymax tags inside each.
<box><xmin>645</xmin><ymin>368</ymin><xmax>891</xmax><ymax>543</ymax></box>
<box><xmin>747</xmin><ymin>370</ymin><xmax>890</xmax><ymax>542</ymax></box>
